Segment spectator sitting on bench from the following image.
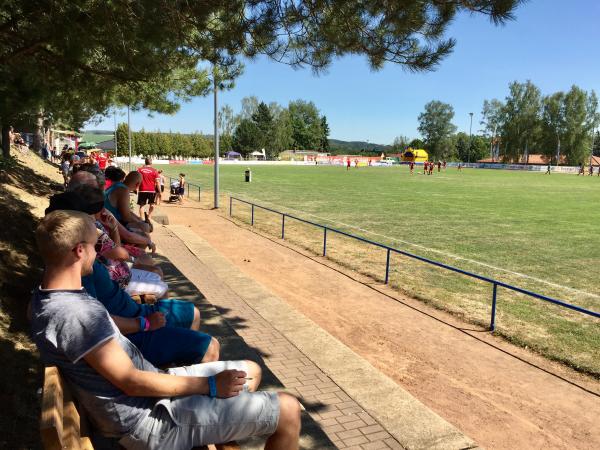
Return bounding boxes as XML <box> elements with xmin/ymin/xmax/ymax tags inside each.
<box><xmin>31</xmin><ymin>210</ymin><xmax>301</xmax><ymax>449</ymax></box>
<box><xmin>81</xmin><ymin>260</ymin><xmax>211</xmax><ymax>367</ymax></box>
<box><xmin>69</xmin><ymin>169</ymin><xmax>157</xmax><ymax>254</ymax></box>
<box><xmin>46</xmin><ymin>190</ymin><xmax>167</xmax><ymax>299</ymax></box>
<box><xmin>105</xmin><ymin>171</ymin><xmax>152</xmax><ymax>234</ymax></box>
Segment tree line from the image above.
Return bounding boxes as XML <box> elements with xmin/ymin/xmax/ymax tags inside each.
<box><xmin>414</xmin><ymin>81</ymin><xmax>600</xmax><ymax>164</ymax></box>
<box><xmin>115</xmin><ymin>124</ymin><xmax>214</xmax><ymax>158</ymax></box>
<box><xmin>220</xmin><ymin>97</ymin><xmax>329</xmax><ymax>158</ymax></box>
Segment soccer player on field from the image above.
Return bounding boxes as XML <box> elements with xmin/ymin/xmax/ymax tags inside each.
<box><xmin>429</xmin><ymin>162</ymin><xmax>434</xmax><ymax>175</ymax></box>
<box><xmin>437</xmin><ymin>161</ymin><xmax>441</xmax><ymax>172</ymax></box>
<box><xmin>409</xmin><ymin>161</ymin><xmax>414</xmax><ymax>174</ymax></box>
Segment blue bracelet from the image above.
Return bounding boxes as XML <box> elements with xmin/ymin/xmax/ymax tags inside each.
<box><xmin>138</xmin><ymin>316</ymin><xmax>145</xmax><ymax>332</ymax></box>
<box><xmin>208</xmin><ymin>375</ymin><xmax>217</xmax><ymax>398</ymax></box>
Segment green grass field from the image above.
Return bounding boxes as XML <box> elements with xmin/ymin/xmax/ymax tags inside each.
<box><xmin>159</xmin><ymin>163</ymin><xmax>600</xmax><ymax>375</ymax></box>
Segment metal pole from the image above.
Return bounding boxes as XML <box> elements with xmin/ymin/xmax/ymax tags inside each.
<box><xmin>323</xmin><ymin>228</ymin><xmax>327</xmax><ymax>256</ymax></box>
<box><xmin>251</xmin><ymin>204</ymin><xmax>254</xmax><ymax>226</ymax></box>
<box><xmin>385</xmin><ymin>248</ymin><xmax>391</xmax><ymax>284</ymax></box>
<box><xmin>127</xmin><ymin>105</ymin><xmax>132</xmax><ymax>171</ymax></box>
<box><xmin>213</xmin><ymin>67</ymin><xmax>220</xmax><ymax>208</ymax></box>
<box><xmin>490</xmin><ymin>283</ymin><xmax>498</xmax><ymax>331</ymax></box>
<box><xmin>229</xmin><ymin>196</ymin><xmax>232</xmax><ymax>216</ymax></box>
<box><xmin>114</xmin><ymin>110</ymin><xmax>118</xmax><ymax>158</ymax></box>
<box><xmin>468</xmin><ymin>112</ymin><xmax>473</xmax><ymax>164</ymax></box>
<box><xmin>198</xmin><ymin>185</ymin><xmax>201</xmax><ymax>201</ymax></box>
<box><xmin>281</xmin><ymin>214</ymin><xmax>286</xmax><ymax>239</ymax></box>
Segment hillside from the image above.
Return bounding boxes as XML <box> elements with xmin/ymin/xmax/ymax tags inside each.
<box><xmin>327</xmin><ymin>138</ymin><xmax>393</xmax><ymax>154</ymax></box>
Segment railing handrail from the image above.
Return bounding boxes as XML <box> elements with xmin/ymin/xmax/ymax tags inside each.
<box><xmin>229</xmin><ymin>196</ymin><xmax>600</xmax><ymax>326</ymax></box>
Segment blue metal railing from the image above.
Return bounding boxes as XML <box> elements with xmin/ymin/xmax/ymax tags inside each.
<box><xmin>229</xmin><ymin>196</ymin><xmax>600</xmax><ymax>331</ymax></box>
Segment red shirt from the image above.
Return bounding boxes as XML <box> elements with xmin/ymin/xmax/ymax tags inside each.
<box><xmin>97</xmin><ymin>153</ymin><xmax>108</xmax><ymax>170</ymax></box>
<box><xmin>137</xmin><ymin>166</ymin><xmax>159</xmax><ymax>192</ymax></box>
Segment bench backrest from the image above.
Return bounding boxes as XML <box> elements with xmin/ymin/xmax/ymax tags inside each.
<box><xmin>40</xmin><ymin>366</ymin><xmax>93</xmax><ymax>450</ymax></box>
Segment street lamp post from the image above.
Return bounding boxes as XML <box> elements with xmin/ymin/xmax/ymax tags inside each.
<box><xmin>213</xmin><ymin>67</ymin><xmax>220</xmax><ymax>209</ymax></box>
<box><xmin>468</xmin><ymin>112</ymin><xmax>474</xmax><ymax>164</ymax></box>
<box><xmin>127</xmin><ymin>105</ymin><xmax>132</xmax><ymax>171</ymax></box>
<box><xmin>114</xmin><ymin>110</ymin><xmax>118</xmax><ymax>158</ymax></box>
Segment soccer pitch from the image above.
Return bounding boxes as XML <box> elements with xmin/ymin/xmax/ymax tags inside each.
<box><xmin>160</xmin><ymin>164</ymin><xmax>600</xmax><ymax>374</ymax></box>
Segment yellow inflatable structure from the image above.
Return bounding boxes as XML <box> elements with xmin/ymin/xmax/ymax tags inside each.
<box><xmin>401</xmin><ymin>148</ymin><xmax>428</xmax><ymax>162</ymax></box>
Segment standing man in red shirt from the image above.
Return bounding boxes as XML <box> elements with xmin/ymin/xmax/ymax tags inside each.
<box><xmin>96</xmin><ymin>152</ymin><xmax>108</xmax><ymax>170</ymax></box>
<box><xmin>137</xmin><ymin>158</ymin><xmax>160</xmax><ymax>223</ymax></box>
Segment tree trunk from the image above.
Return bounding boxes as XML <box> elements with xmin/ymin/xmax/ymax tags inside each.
<box><xmin>33</xmin><ymin>110</ymin><xmax>44</xmax><ymax>153</ymax></box>
<box><xmin>1</xmin><ymin>124</ymin><xmax>10</xmax><ymax>158</ymax></box>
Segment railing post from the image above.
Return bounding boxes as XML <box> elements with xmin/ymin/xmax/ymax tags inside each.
<box><xmin>229</xmin><ymin>197</ymin><xmax>232</xmax><ymax>216</ymax></box>
<box><xmin>281</xmin><ymin>214</ymin><xmax>286</xmax><ymax>239</ymax></box>
<box><xmin>323</xmin><ymin>228</ymin><xmax>327</xmax><ymax>256</ymax></box>
<box><xmin>251</xmin><ymin>204</ymin><xmax>255</xmax><ymax>226</ymax></box>
<box><xmin>490</xmin><ymin>282</ymin><xmax>498</xmax><ymax>331</ymax></box>
<box><xmin>385</xmin><ymin>248</ymin><xmax>391</xmax><ymax>284</ymax></box>
<box><xmin>198</xmin><ymin>185</ymin><xmax>201</xmax><ymax>201</ymax></box>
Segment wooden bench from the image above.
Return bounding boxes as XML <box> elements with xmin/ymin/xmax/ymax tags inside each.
<box><xmin>41</xmin><ymin>366</ymin><xmax>239</xmax><ymax>450</ymax></box>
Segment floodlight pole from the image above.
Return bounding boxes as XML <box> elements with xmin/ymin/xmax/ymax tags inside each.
<box><xmin>213</xmin><ymin>66</ymin><xmax>220</xmax><ymax>209</ymax></box>
<box><xmin>114</xmin><ymin>110</ymin><xmax>118</xmax><ymax>158</ymax></box>
<box><xmin>468</xmin><ymin>112</ymin><xmax>474</xmax><ymax>164</ymax></box>
<box><xmin>127</xmin><ymin>105</ymin><xmax>133</xmax><ymax>171</ymax></box>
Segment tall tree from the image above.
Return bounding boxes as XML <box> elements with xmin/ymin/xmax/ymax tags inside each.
<box><xmin>392</xmin><ymin>136</ymin><xmax>410</xmax><ymax>151</ymax></box>
<box><xmin>288</xmin><ymin>100</ymin><xmax>323</xmax><ymax>150</ymax></box>
<box><xmin>561</xmin><ymin>86</ymin><xmax>599</xmax><ymax>164</ymax></box>
<box><xmin>541</xmin><ymin>92</ymin><xmax>566</xmax><ymax>164</ymax></box>
<box><xmin>480</xmin><ymin>99</ymin><xmax>505</xmax><ymax>160</ymax></box>
<box><xmin>502</xmin><ymin>80</ymin><xmax>542</xmax><ymax>162</ymax></box>
<box><xmin>418</xmin><ymin>100</ymin><xmax>457</xmax><ymax>160</ymax></box>
<box><xmin>320</xmin><ymin>116</ymin><xmax>330</xmax><ymax>151</ymax></box>
<box><xmin>252</xmin><ymin>102</ymin><xmax>276</xmax><ymax>156</ymax></box>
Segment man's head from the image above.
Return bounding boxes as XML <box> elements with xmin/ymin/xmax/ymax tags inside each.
<box><xmin>144</xmin><ymin>157</ymin><xmax>152</xmax><ymax>166</ymax></box>
<box><xmin>36</xmin><ymin>210</ymin><xmax>97</xmax><ymax>276</ymax></box>
<box><xmin>105</xmin><ymin>166</ymin><xmax>126</xmax><ymax>183</ymax></box>
<box><xmin>68</xmin><ymin>171</ymin><xmax>98</xmax><ymax>190</ymax></box>
<box><xmin>124</xmin><ymin>171</ymin><xmax>142</xmax><ymax>190</ymax></box>
<box><xmin>70</xmin><ymin>163</ymin><xmax>105</xmax><ymax>190</ymax></box>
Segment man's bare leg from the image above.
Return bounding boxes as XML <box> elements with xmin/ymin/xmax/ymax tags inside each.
<box><xmin>200</xmin><ymin>338</ymin><xmax>220</xmax><ymax>363</ymax></box>
<box><xmin>190</xmin><ymin>307</ymin><xmax>201</xmax><ymax>330</ymax></box>
<box><xmin>265</xmin><ymin>392</ymin><xmax>301</xmax><ymax>450</ymax></box>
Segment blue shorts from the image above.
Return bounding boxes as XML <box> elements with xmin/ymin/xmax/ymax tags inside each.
<box><xmin>140</xmin><ymin>299</ymin><xmax>195</xmax><ymax>329</ymax></box>
<box><xmin>127</xmin><ymin>327</ymin><xmax>212</xmax><ymax>367</ymax></box>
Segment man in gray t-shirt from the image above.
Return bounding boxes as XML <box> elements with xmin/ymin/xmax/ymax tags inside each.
<box><xmin>32</xmin><ymin>210</ymin><xmax>301</xmax><ymax>449</ymax></box>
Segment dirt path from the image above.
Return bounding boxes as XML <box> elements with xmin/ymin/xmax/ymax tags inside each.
<box><xmin>164</xmin><ymin>202</ymin><xmax>600</xmax><ymax>450</ymax></box>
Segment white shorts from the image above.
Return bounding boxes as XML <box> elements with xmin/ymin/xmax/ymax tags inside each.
<box><xmin>125</xmin><ymin>268</ymin><xmax>168</xmax><ymax>298</ymax></box>
<box><xmin>119</xmin><ymin>361</ymin><xmax>280</xmax><ymax>449</ymax></box>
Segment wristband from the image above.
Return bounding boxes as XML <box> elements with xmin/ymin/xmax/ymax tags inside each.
<box><xmin>208</xmin><ymin>375</ymin><xmax>217</xmax><ymax>398</ymax></box>
<box><xmin>138</xmin><ymin>316</ymin><xmax>145</xmax><ymax>332</ymax></box>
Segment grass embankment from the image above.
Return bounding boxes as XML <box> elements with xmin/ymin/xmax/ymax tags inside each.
<box><xmin>159</xmin><ymin>164</ymin><xmax>600</xmax><ymax>377</ymax></box>
<box><xmin>0</xmin><ymin>149</ymin><xmax>63</xmax><ymax>449</ymax></box>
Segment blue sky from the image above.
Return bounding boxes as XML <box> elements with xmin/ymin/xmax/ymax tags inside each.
<box><xmin>89</xmin><ymin>0</ymin><xmax>600</xmax><ymax>144</ymax></box>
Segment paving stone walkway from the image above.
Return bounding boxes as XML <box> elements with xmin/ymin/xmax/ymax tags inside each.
<box><xmin>153</xmin><ymin>224</ymin><xmax>406</xmax><ymax>450</ymax></box>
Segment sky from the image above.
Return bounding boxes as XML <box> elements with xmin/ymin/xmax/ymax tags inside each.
<box><xmin>88</xmin><ymin>0</ymin><xmax>600</xmax><ymax>145</ymax></box>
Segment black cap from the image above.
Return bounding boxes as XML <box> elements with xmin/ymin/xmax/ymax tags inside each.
<box><xmin>45</xmin><ymin>191</ymin><xmax>104</xmax><ymax>216</ymax></box>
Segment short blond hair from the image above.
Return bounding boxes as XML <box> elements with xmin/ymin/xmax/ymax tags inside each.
<box><xmin>36</xmin><ymin>210</ymin><xmax>95</xmax><ymax>264</ymax></box>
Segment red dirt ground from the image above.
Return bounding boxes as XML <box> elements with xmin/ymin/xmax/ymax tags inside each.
<box><xmin>163</xmin><ymin>202</ymin><xmax>600</xmax><ymax>450</ymax></box>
